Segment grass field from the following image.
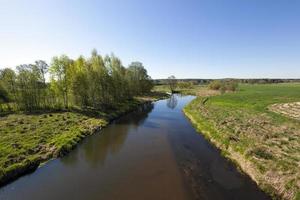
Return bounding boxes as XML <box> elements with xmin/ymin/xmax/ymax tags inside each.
<box><xmin>153</xmin><ymin>84</ymin><xmax>220</xmax><ymax>96</ymax></box>
<box><xmin>0</xmin><ymin>92</ymin><xmax>168</xmax><ymax>186</ymax></box>
<box><xmin>184</xmin><ymin>83</ymin><xmax>300</xmax><ymax>200</ymax></box>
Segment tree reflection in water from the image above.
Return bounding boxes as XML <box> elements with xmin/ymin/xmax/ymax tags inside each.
<box><xmin>61</xmin><ymin>103</ymin><xmax>154</xmax><ymax>167</ymax></box>
<box><xmin>167</xmin><ymin>94</ymin><xmax>178</xmax><ymax>109</ymax></box>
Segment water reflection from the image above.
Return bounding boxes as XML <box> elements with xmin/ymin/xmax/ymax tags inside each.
<box><xmin>118</xmin><ymin>102</ymin><xmax>154</xmax><ymax>126</ymax></box>
<box><xmin>167</xmin><ymin>94</ymin><xmax>178</xmax><ymax>109</ymax></box>
<box><xmin>61</xmin><ymin>103</ymin><xmax>154</xmax><ymax>168</ymax></box>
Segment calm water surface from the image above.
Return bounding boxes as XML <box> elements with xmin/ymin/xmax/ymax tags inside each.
<box><xmin>0</xmin><ymin>95</ymin><xmax>270</xmax><ymax>200</ymax></box>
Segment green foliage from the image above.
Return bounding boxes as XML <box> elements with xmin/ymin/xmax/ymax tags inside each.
<box><xmin>208</xmin><ymin>80</ymin><xmax>222</xmax><ymax>90</ymax></box>
<box><xmin>209</xmin><ymin>80</ymin><xmax>238</xmax><ymax>92</ymax></box>
<box><xmin>49</xmin><ymin>55</ymin><xmax>73</xmax><ymax>108</ymax></box>
<box><xmin>0</xmin><ymin>49</ymin><xmax>153</xmax><ymax>112</ymax></box>
<box><xmin>127</xmin><ymin>61</ymin><xmax>153</xmax><ymax>96</ymax></box>
<box><xmin>167</xmin><ymin>75</ymin><xmax>177</xmax><ymax>93</ymax></box>
<box><xmin>177</xmin><ymin>81</ymin><xmax>194</xmax><ymax>89</ymax></box>
<box><xmin>0</xmin><ymin>83</ymin><xmax>9</xmax><ymax>103</ymax></box>
<box><xmin>223</xmin><ymin>80</ymin><xmax>239</xmax><ymax>92</ymax></box>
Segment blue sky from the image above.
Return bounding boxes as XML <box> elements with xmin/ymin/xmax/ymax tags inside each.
<box><xmin>0</xmin><ymin>0</ymin><xmax>299</xmax><ymax>79</ymax></box>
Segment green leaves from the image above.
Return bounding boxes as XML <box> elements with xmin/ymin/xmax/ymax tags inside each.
<box><xmin>0</xmin><ymin>49</ymin><xmax>153</xmax><ymax>112</ymax></box>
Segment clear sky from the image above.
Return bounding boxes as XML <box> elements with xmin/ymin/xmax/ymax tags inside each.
<box><xmin>0</xmin><ymin>0</ymin><xmax>300</xmax><ymax>79</ymax></box>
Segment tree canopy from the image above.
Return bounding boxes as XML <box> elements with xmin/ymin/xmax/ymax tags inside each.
<box><xmin>0</xmin><ymin>50</ymin><xmax>153</xmax><ymax>112</ymax></box>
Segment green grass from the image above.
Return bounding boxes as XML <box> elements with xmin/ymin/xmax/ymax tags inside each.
<box><xmin>212</xmin><ymin>83</ymin><xmax>300</xmax><ymax>111</ymax></box>
<box><xmin>0</xmin><ymin>112</ymin><xmax>106</xmax><ymax>184</ymax></box>
<box><xmin>0</xmin><ymin>92</ymin><xmax>166</xmax><ymax>186</ymax></box>
<box><xmin>184</xmin><ymin>83</ymin><xmax>300</xmax><ymax>200</ymax></box>
<box><xmin>152</xmin><ymin>85</ymin><xmax>171</xmax><ymax>93</ymax></box>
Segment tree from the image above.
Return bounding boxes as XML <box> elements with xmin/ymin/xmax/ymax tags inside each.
<box><xmin>0</xmin><ymin>49</ymin><xmax>154</xmax><ymax>112</ymax></box>
<box><xmin>35</xmin><ymin>60</ymin><xmax>48</xmax><ymax>107</ymax></box>
<box><xmin>89</xmin><ymin>50</ymin><xmax>111</xmax><ymax>108</ymax></box>
<box><xmin>167</xmin><ymin>75</ymin><xmax>177</xmax><ymax>93</ymax></box>
<box><xmin>127</xmin><ymin>62</ymin><xmax>153</xmax><ymax>96</ymax></box>
<box><xmin>35</xmin><ymin>60</ymin><xmax>48</xmax><ymax>84</ymax></box>
<box><xmin>0</xmin><ymin>83</ymin><xmax>9</xmax><ymax>108</ymax></box>
<box><xmin>0</xmin><ymin>68</ymin><xmax>17</xmax><ymax>108</ymax></box>
<box><xmin>50</xmin><ymin>55</ymin><xmax>73</xmax><ymax>108</ymax></box>
<box><xmin>71</xmin><ymin>56</ymin><xmax>89</xmax><ymax>107</ymax></box>
<box><xmin>16</xmin><ymin>64</ymin><xmax>45</xmax><ymax>111</ymax></box>
<box><xmin>110</xmin><ymin>54</ymin><xmax>128</xmax><ymax>102</ymax></box>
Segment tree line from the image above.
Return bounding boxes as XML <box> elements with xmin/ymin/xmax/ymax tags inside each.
<box><xmin>0</xmin><ymin>49</ymin><xmax>153</xmax><ymax>112</ymax></box>
<box><xmin>154</xmin><ymin>78</ymin><xmax>300</xmax><ymax>85</ymax></box>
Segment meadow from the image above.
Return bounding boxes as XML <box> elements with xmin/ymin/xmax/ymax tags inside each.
<box><xmin>154</xmin><ymin>84</ymin><xmax>219</xmax><ymax>96</ymax></box>
<box><xmin>184</xmin><ymin>83</ymin><xmax>300</xmax><ymax>200</ymax></box>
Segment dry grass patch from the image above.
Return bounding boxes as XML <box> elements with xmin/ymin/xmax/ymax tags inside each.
<box><xmin>269</xmin><ymin>102</ymin><xmax>300</xmax><ymax>120</ymax></box>
<box><xmin>195</xmin><ymin>87</ymin><xmax>220</xmax><ymax>97</ymax></box>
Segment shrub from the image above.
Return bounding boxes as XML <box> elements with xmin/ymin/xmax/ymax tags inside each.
<box><xmin>209</xmin><ymin>80</ymin><xmax>222</xmax><ymax>90</ymax></box>
<box><xmin>209</xmin><ymin>80</ymin><xmax>238</xmax><ymax>92</ymax></box>
<box><xmin>177</xmin><ymin>81</ymin><xmax>194</xmax><ymax>89</ymax></box>
<box><xmin>224</xmin><ymin>80</ymin><xmax>238</xmax><ymax>91</ymax></box>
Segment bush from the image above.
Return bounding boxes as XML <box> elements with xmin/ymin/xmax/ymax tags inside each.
<box><xmin>209</xmin><ymin>80</ymin><xmax>238</xmax><ymax>92</ymax></box>
<box><xmin>209</xmin><ymin>80</ymin><xmax>222</xmax><ymax>90</ymax></box>
<box><xmin>224</xmin><ymin>80</ymin><xmax>238</xmax><ymax>91</ymax></box>
<box><xmin>177</xmin><ymin>81</ymin><xmax>194</xmax><ymax>89</ymax></box>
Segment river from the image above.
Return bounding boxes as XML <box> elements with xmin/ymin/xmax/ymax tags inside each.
<box><xmin>0</xmin><ymin>95</ymin><xmax>270</xmax><ymax>200</ymax></box>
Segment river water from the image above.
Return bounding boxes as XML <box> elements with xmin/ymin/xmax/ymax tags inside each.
<box><xmin>0</xmin><ymin>95</ymin><xmax>270</xmax><ymax>200</ymax></box>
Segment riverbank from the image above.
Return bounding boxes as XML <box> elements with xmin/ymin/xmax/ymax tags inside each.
<box><xmin>183</xmin><ymin>83</ymin><xmax>300</xmax><ymax>200</ymax></box>
<box><xmin>0</xmin><ymin>92</ymin><xmax>168</xmax><ymax>186</ymax></box>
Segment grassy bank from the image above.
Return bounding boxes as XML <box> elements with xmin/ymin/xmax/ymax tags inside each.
<box><xmin>183</xmin><ymin>83</ymin><xmax>300</xmax><ymax>200</ymax></box>
<box><xmin>0</xmin><ymin>92</ymin><xmax>168</xmax><ymax>186</ymax></box>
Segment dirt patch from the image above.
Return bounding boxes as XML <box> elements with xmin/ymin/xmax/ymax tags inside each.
<box><xmin>269</xmin><ymin>102</ymin><xmax>300</xmax><ymax>120</ymax></box>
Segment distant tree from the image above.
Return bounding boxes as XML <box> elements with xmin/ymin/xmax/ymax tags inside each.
<box><xmin>167</xmin><ymin>75</ymin><xmax>177</xmax><ymax>93</ymax></box>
